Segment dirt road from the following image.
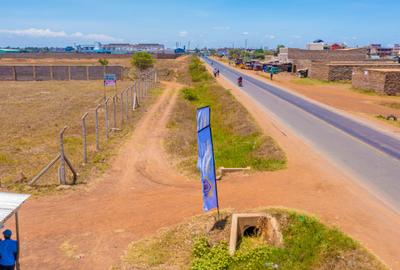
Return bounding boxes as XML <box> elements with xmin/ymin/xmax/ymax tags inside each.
<box><xmin>10</xmin><ymin>79</ymin><xmax>400</xmax><ymax>269</ymax></box>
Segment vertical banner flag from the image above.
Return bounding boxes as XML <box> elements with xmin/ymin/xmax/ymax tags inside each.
<box><xmin>196</xmin><ymin>106</ymin><xmax>210</xmax><ymax>131</ymax></box>
<box><xmin>196</xmin><ymin>106</ymin><xmax>210</xmax><ymax>170</ymax></box>
<box><xmin>197</xmin><ymin>126</ymin><xmax>219</xmax><ymax>212</ymax></box>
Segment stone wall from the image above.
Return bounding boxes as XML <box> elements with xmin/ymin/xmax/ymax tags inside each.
<box><xmin>0</xmin><ymin>65</ymin><xmax>125</xmax><ymax>81</ymax></box>
<box><xmin>308</xmin><ymin>61</ymin><xmax>330</xmax><ymax>80</ymax></box>
<box><xmin>285</xmin><ymin>48</ymin><xmax>368</xmax><ymax>64</ymax></box>
<box><xmin>0</xmin><ymin>66</ymin><xmax>14</xmax><ymax>80</ymax></box>
<box><xmin>308</xmin><ymin>62</ymin><xmax>400</xmax><ymax>81</ymax></box>
<box><xmin>383</xmin><ymin>71</ymin><xmax>400</xmax><ymax>95</ymax></box>
<box><xmin>352</xmin><ymin>68</ymin><xmax>400</xmax><ymax>95</ymax></box>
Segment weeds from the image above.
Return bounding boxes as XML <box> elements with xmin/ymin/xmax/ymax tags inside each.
<box><xmin>165</xmin><ymin>56</ymin><xmax>286</xmax><ymax>175</ymax></box>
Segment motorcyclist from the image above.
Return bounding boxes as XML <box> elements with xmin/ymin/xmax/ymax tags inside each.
<box><xmin>237</xmin><ymin>76</ymin><xmax>243</xmax><ymax>86</ymax></box>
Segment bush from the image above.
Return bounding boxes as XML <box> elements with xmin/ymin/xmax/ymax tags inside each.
<box><xmin>98</xmin><ymin>58</ymin><xmax>109</xmax><ymax>66</ymax></box>
<box><xmin>182</xmin><ymin>88</ymin><xmax>199</xmax><ymax>101</ymax></box>
<box><xmin>189</xmin><ymin>56</ymin><xmax>212</xmax><ymax>82</ymax></box>
<box><xmin>191</xmin><ymin>238</ymin><xmax>232</xmax><ymax>270</ymax></box>
<box><xmin>131</xmin><ymin>52</ymin><xmax>155</xmax><ymax>71</ymax></box>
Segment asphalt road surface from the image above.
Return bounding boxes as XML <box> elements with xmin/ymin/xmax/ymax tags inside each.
<box><xmin>204</xmin><ymin>57</ymin><xmax>400</xmax><ymax>213</ymax></box>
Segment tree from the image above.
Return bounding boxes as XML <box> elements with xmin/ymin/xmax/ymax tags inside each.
<box><xmin>98</xmin><ymin>58</ymin><xmax>109</xmax><ymax>66</ymax></box>
<box><xmin>131</xmin><ymin>52</ymin><xmax>155</xmax><ymax>71</ymax></box>
<box><xmin>253</xmin><ymin>49</ymin><xmax>265</xmax><ymax>60</ymax></box>
<box><xmin>228</xmin><ymin>49</ymin><xmax>241</xmax><ymax>60</ymax></box>
<box><xmin>274</xmin><ymin>44</ymin><xmax>285</xmax><ymax>56</ymax></box>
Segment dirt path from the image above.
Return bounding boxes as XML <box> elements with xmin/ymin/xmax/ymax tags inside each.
<box><xmin>10</xmin><ymin>77</ymin><xmax>400</xmax><ymax>269</ymax></box>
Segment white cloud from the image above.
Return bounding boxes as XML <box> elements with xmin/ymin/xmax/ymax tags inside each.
<box><xmin>266</xmin><ymin>34</ymin><xmax>275</xmax><ymax>39</ymax></box>
<box><xmin>242</xmin><ymin>31</ymin><xmax>249</xmax><ymax>35</ymax></box>
<box><xmin>212</xmin><ymin>26</ymin><xmax>231</xmax><ymax>31</ymax></box>
<box><xmin>292</xmin><ymin>35</ymin><xmax>302</xmax><ymax>39</ymax></box>
<box><xmin>179</xmin><ymin>30</ymin><xmax>188</xmax><ymax>37</ymax></box>
<box><xmin>0</xmin><ymin>28</ymin><xmax>122</xmax><ymax>42</ymax></box>
<box><xmin>0</xmin><ymin>28</ymin><xmax>67</xmax><ymax>38</ymax></box>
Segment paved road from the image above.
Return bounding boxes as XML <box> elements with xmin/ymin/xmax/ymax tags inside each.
<box><xmin>204</xmin><ymin>57</ymin><xmax>400</xmax><ymax>213</ymax></box>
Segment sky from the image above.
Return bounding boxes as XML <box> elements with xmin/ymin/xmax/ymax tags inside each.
<box><xmin>0</xmin><ymin>0</ymin><xmax>399</xmax><ymax>49</ymax></box>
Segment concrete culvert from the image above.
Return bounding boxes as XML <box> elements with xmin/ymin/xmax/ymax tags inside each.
<box><xmin>243</xmin><ymin>225</ymin><xmax>259</xmax><ymax>237</ymax></box>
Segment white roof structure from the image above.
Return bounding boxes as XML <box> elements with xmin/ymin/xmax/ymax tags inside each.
<box><xmin>0</xmin><ymin>192</ymin><xmax>30</xmax><ymax>225</ymax></box>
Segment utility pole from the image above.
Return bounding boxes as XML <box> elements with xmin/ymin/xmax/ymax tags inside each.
<box><xmin>245</xmin><ymin>39</ymin><xmax>248</xmax><ymax>49</ymax></box>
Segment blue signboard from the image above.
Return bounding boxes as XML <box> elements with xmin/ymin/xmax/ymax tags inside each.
<box><xmin>197</xmin><ymin>126</ymin><xmax>219</xmax><ymax>212</ymax></box>
<box><xmin>104</xmin><ymin>73</ymin><xmax>116</xmax><ymax>86</ymax></box>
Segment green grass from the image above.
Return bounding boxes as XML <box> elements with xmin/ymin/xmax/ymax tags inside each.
<box><xmin>350</xmin><ymin>86</ymin><xmax>378</xmax><ymax>95</ymax></box>
<box><xmin>376</xmin><ymin>114</ymin><xmax>400</xmax><ymax>128</ymax></box>
<box><xmin>166</xmin><ymin>56</ymin><xmax>286</xmax><ymax>174</ymax></box>
<box><xmin>118</xmin><ymin>209</ymin><xmax>386</xmax><ymax>270</ymax></box>
<box><xmin>192</xmin><ymin>211</ymin><xmax>384</xmax><ymax>270</ymax></box>
<box><xmin>381</xmin><ymin>102</ymin><xmax>400</xmax><ymax>109</ymax></box>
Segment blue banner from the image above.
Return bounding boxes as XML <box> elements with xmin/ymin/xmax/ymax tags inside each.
<box><xmin>197</xmin><ymin>126</ymin><xmax>219</xmax><ymax>212</ymax></box>
<box><xmin>196</xmin><ymin>106</ymin><xmax>211</xmax><ymax>170</ymax></box>
<box><xmin>196</xmin><ymin>106</ymin><xmax>210</xmax><ymax>132</ymax></box>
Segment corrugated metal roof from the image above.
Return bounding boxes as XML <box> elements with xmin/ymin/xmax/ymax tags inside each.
<box><xmin>0</xmin><ymin>192</ymin><xmax>30</xmax><ymax>225</ymax></box>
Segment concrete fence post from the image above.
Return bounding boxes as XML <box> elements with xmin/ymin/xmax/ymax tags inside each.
<box><xmin>81</xmin><ymin>112</ymin><xmax>89</xmax><ymax>164</ymax></box>
<box><xmin>113</xmin><ymin>95</ymin><xmax>117</xmax><ymax>129</ymax></box>
<box><xmin>95</xmin><ymin>104</ymin><xmax>100</xmax><ymax>150</ymax></box>
<box><xmin>120</xmin><ymin>92</ymin><xmax>124</xmax><ymax>127</ymax></box>
<box><xmin>131</xmin><ymin>84</ymin><xmax>136</xmax><ymax>111</ymax></box>
<box><xmin>125</xmin><ymin>89</ymin><xmax>129</xmax><ymax>119</ymax></box>
<box><xmin>59</xmin><ymin>126</ymin><xmax>68</xmax><ymax>185</ymax></box>
<box><xmin>105</xmin><ymin>97</ymin><xmax>110</xmax><ymax>139</ymax></box>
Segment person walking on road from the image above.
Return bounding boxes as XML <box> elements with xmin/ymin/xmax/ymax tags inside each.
<box><xmin>0</xmin><ymin>230</ymin><xmax>18</xmax><ymax>270</ymax></box>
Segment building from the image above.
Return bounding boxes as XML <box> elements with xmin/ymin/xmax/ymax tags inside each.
<box><xmin>330</xmin><ymin>43</ymin><xmax>346</xmax><ymax>51</ymax></box>
<box><xmin>101</xmin><ymin>43</ymin><xmax>164</xmax><ymax>53</ymax></box>
<box><xmin>75</xmin><ymin>43</ymin><xmax>101</xmax><ymax>53</ymax></box>
<box><xmin>306</xmin><ymin>39</ymin><xmax>329</xmax><ymax>50</ymax></box>
<box><xmin>278</xmin><ymin>47</ymin><xmax>368</xmax><ymax>68</ymax></box>
<box><xmin>352</xmin><ymin>68</ymin><xmax>400</xmax><ymax>95</ymax></box>
<box><xmin>393</xmin><ymin>44</ymin><xmax>400</xmax><ymax>56</ymax></box>
<box><xmin>368</xmin><ymin>44</ymin><xmax>393</xmax><ymax>58</ymax></box>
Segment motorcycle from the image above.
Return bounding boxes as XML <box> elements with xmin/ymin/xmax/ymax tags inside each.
<box><xmin>237</xmin><ymin>77</ymin><xmax>243</xmax><ymax>87</ymax></box>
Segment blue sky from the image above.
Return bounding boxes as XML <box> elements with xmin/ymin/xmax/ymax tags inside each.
<box><xmin>0</xmin><ymin>0</ymin><xmax>399</xmax><ymax>49</ymax></box>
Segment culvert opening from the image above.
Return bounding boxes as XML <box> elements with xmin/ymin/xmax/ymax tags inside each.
<box><xmin>243</xmin><ymin>226</ymin><xmax>259</xmax><ymax>237</ymax></box>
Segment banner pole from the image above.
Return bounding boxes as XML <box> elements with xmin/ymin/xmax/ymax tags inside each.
<box><xmin>209</xmin><ymin>123</ymin><xmax>221</xmax><ymax>221</ymax></box>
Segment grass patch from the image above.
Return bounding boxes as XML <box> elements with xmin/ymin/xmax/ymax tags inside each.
<box><xmin>376</xmin><ymin>115</ymin><xmax>400</xmax><ymax>128</ymax></box>
<box><xmin>0</xmin><ymin>75</ymin><xmax>162</xmax><ymax>195</ymax></box>
<box><xmin>118</xmin><ymin>209</ymin><xmax>386</xmax><ymax>270</ymax></box>
<box><xmin>350</xmin><ymin>86</ymin><xmax>378</xmax><ymax>95</ymax></box>
<box><xmin>165</xmin><ymin>56</ymin><xmax>286</xmax><ymax>175</ymax></box>
<box><xmin>381</xmin><ymin>102</ymin><xmax>400</xmax><ymax>109</ymax></box>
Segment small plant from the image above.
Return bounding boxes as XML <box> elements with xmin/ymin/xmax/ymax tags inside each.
<box><xmin>182</xmin><ymin>88</ymin><xmax>198</xmax><ymax>101</ymax></box>
<box><xmin>98</xmin><ymin>58</ymin><xmax>109</xmax><ymax>66</ymax></box>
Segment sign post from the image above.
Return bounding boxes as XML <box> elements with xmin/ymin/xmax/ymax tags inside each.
<box><xmin>103</xmin><ymin>73</ymin><xmax>117</xmax><ymax>99</ymax></box>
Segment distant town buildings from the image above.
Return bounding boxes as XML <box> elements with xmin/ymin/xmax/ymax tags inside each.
<box><xmin>101</xmin><ymin>43</ymin><xmax>164</xmax><ymax>53</ymax></box>
<box><xmin>368</xmin><ymin>44</ymin><xmax>394</xmax><ymax>58</ymax></box>
<box><xmin>0</xmin><ymin>42</ymin><xmax>167</xmax><ymax>54</ymax></box>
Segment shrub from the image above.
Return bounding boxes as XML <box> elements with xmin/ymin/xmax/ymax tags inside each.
<box><xmin>98</xmin><ymin>58</ymin><xmax>109</xmax><ymax>66</ymax></box>
<box><xmin>182</xmin><ymin>88</ymin><xmax>198</xmax><ymax>101</ymax></box>
<box><xmin>131</xmin><ymin>52</ymin><xmax>155</xmax><ymax>71</ymax></box>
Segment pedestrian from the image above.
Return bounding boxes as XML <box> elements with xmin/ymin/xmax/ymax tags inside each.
<box><xmin>213</xmin><ymin>69</ymin><xmax>217</xmax><ymax>78</ymax></box>
<box><xmin>270</xmin><ymin>71</ymin><xmax>273</xmax><ymax>80</ymax></box>
<box><xmin>216</xmin><ymin>69</ymin><xmax>220</xmax><ymax>77</ymax></box>
<box><xmin>0</xmin><ymin>230</ymin><xmax>18</xmax><ymax>270</ymax></box>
